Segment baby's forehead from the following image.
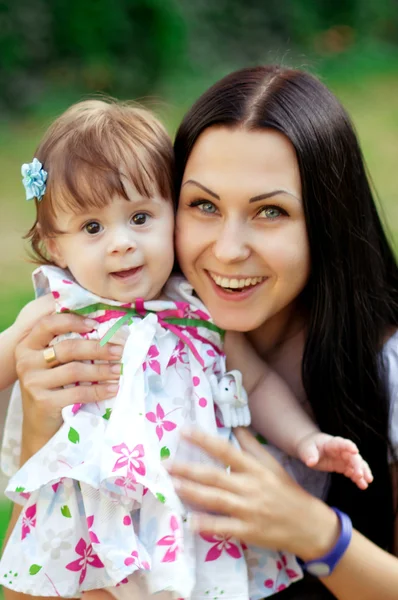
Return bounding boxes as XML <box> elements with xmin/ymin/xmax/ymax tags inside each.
<box><xmin>56</xmin><ymin>191</ymin><xmax>169</xmax><ymax>218</ymax></box>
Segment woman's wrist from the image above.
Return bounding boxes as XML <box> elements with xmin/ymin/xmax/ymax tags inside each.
<box><xmin>295</xmin><ymin>497</ymin><xmax>341</xmax><ymax>562</ymax></box>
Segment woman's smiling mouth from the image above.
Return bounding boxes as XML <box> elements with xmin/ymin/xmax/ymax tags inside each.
<box><xmin>208</xmin><ymin>271</ymin><xmax>267</xmax><ymax>290</ymax></box>
<box><xmin>206</xmin><ymin>271</ymin><xmax>268</xmax><ymax>298</ymax></box>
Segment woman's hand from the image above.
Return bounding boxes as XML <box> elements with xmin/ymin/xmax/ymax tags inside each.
<box><xmin>16</xmin><ymin>312</ymin><xmax>125</xmax><ymax>460</ymax></box>
<box><xmin>169</xmin><ymin>427</ymin><xmax>340</xmax><ymax>561</ymax></box>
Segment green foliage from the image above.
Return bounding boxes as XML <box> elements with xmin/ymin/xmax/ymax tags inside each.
<box><xmin>0</xmin><ymin>0</ymin><xmax>397</xmax><ymax>115</ymax></box>
<box><xmin>0</xmin><ymin>0</ymin><xmax>188</xmax><ymax>113</ymax></box>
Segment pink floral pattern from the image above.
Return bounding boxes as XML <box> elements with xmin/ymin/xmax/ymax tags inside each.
<box><xmin>167</xmin><ymin>340</ymin><xmax>188</xmax><ymax>367</ymax></box>
<box><xmin>124</xmin><ymin>550</ymin><xmax>150</xmax><ymax>570</ymax></box>
<box><xmin>143</xmin><ymin>344</ymin><xmax>161</xmax><ymax>374</ymax></box>
<box><xmin>21</xmin><ymin>504</ymin><xmax>37</xmax><ymax>540</ymax></box>
<box><xmin>157</xmin><ymin>516</ymin><xmax>182</xmax><ymax>563</ymax></box>
<box><xmin>86</xmin><ymin>515</ymin><xmax>100</xmax><ymax>544</ymax></box>
<box><xmin>65</xmin><ymin>538</ymin><xmax>104</xmax><ymax>584</ymax></box>
<box><xmin>114</xmin><ymin>467</ymin><xmax>138</xmax><ymax>493</ymax></box>
<box><xmin>146</xmin><ymin>404</ymin><xmax>177</xmax><ymax>441</ymax></box>
<box><xmin>200</xmin><ymin>533</ymin><xmax>242</xmax><ymax>562</ymax></box>
<box><xmin>112</xmin><ymin>443</ymin><xmax>146</xmax><ymax>476</ymax></box>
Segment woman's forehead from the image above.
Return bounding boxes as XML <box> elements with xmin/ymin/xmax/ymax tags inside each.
<box><xmin>183</xmin><ymin>126</ymin><xmax>301</xmax><ymax>198</ymax></box>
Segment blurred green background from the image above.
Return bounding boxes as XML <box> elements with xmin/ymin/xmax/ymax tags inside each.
<box><xmin>1</xmin><ymin>0</ymin><xmax>398</xmax><ymax>584</ymax></box>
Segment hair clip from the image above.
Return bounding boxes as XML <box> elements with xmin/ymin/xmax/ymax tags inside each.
<box><xmin>21</xmin><ymin>158</ymin><xmax>48</xmax><ymax>201</ymax></box>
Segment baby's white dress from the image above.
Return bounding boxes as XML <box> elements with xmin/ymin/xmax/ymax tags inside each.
<box><xmin>0</xmin><ymin>266</ymin><xmax>302</xmax><ymax>599</ymax></box>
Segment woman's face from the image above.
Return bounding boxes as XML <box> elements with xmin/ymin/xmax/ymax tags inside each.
<box><xmin>176</xmin><ymin>126</ymin><xmax>310</xmax><ymax>332</ymax></box>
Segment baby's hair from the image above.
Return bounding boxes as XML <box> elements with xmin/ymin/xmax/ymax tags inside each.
<box><xmin>26</xmin><ymin>98</ymin><xmax>174</xmax><ymax>264</ymax></box>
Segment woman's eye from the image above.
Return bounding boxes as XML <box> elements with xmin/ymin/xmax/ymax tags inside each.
<box><xmin>131</xmin><ymin>213</ymin><xmax>149</xmax><ymax>225</ymax></box>
<box><xmin>84</xmin><ymin>221</ymin><xmax>103</xmax><ymax>235</ymax></box>
<box><xmin>259</xmin><ymin>206</ymin><xmax>285</xmax><ymax>219</ymax></box>
<box><xmin>189</xmin><ymin>200</ymin><xmax>217</xmax><ymax>214</ymax></box>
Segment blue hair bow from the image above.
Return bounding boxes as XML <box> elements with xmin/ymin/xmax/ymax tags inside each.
<box><xmin>21</xmin><ymin>158</ymin><xmax>47</xmax><ymax>201</ymax></box>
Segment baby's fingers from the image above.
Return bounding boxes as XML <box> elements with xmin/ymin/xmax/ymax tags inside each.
<box><xmin>297</xmin><ymin>439</ymin><xmax>320</xmax><ymax>467</ymax></box>
<box><xmin>345</xmin><ymin>455</ymin><xmax>373</xmax><ymax>489</ymax></box>
<box><xmin>363</xmin><ymin>460</ymin><xmax>373</xmax><ymax>483</ymax></box>
<box><xmin>324</xmin><ymin>436</ymin><xmax>359</xmax><ymax>457</ymax></box>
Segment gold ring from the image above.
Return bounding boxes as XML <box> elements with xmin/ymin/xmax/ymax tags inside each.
<box><xmin>43</xmin><ymin>346</ymin><xmax>57</xmax><ymax>364</ymax></box>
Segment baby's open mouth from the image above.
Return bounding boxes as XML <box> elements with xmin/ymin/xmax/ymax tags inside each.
<box><xmin>111</xmin><ymin>266</ymin><xmax>142</xmax><ymax>279</ymax></box>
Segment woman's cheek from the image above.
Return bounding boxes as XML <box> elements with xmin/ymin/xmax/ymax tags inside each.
<box><xmin>175</xmin><ymin>217</ymin><xmax>202</xmax><ymax>273</ymax></box>
<box><xmin>273</xmin><ymin>228</ymin><xmax>310</xmax><ymax>290</ymax></box>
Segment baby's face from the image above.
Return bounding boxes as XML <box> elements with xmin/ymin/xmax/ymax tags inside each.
<box><xmin>47</xmin><ymin>193</ymin><xmax>175</xmax><ymax>302</ymax></box>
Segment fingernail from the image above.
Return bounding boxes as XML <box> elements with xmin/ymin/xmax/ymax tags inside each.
<box><xmin>111</xmin><ymin>326</ymin><xmax>130</xmax><ymax>344</ymax></box>
<box><xmin>107</xmin><ymin>384</ymin><xmax>119</xmax><ymax>394</ymax></box>
<box><xmin>111</xmin><ymin>364</ymin><xmax>122</xmax><ymax>374</ymax></box>
<box><xmin>188</xmin><ymin>514</ymin><xmax>200</xmax><ymax>531</ymax></box>
<box><xmin>84</xmin><ymin>319</ymin><xmax>97</xmax><ymax>328</ymax></box>
<box><xmin>181</xmin><ymin>427</ymin><xmax>193</xmax><ymax>436</ymax></box>
<box><xmin>109</xmin><ymin>345</ymin><xmax>124</xmax><ymax>357</ymax></box>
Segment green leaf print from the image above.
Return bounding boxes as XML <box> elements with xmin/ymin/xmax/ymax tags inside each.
<box><xmin>61</xmin><ymin>505</ymin><xmax>72</xmax><ymax>518</ymax></box>
<box><xmin>15</xmin><ymin>486</ymin><xmax>25</xmax><ymax>492</ymax></box>
<box><xmin>102</xmin><ymin>408</ymin><xmax>112</xmax><ymax>420</ymax></box>
<box><xmin>29</xmin><ymin>565</ymin><xmax>42</xmax><ymax>575</ymax></box>
<box><xmin>160</xmin><ymin>446</ymin><xmax>170</xmax><ymax>460</ymax></box>
<box><xmin>156</xmin><ymin>492</ymin><xmax>166</xmax><ymax>504</ymax></box>
<box><xmin>68</xmin><ymin>427</ymin><xmax>80</xmax><ymax>444</ymax></box>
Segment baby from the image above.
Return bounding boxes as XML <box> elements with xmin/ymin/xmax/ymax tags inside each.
<box><xmin>0</xmin><ymin>99</ymin><xmax>371</xmax><ymax>600</ymax></box>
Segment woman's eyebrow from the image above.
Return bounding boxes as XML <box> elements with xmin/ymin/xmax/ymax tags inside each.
<box><xmin>183</xmin><ymin>180</ymin><xmax>300</xmax><ymax>203</ymax></box>
<box><xmin>182</xmin><ymin>179</ymin><xmax>220</xmax><ymax>199</ymax></box>
<box><xmin>249</xmin><ymin>190</ymin><xmax>300</xmax><ymax>203</ymax></box>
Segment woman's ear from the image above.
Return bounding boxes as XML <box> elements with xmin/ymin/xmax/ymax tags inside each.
<box><xmin>43</xmin><ymin>235</ymin><xmax>67</xmax><ymax>268</ymax></box>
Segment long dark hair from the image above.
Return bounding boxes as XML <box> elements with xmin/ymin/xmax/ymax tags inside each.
<box><xmin>174</xmin><ymin>66</ymin><xmax>398</xmax><ymax>552</ymax></box>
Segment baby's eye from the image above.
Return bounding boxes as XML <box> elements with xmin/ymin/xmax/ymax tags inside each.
<box><xmin>258</xmin><ymin>206</ymin><xmax>286</xmax><ymax>219</ymax></box>
<box><xmin>84</xmin><ymin>221</ymin><xmax>103</xmax><ymax>235</ymax></box>
<box><xmin>131</xmin><ymin>213</ymin><xmax>149</xmax><ymax>225</ymax></box>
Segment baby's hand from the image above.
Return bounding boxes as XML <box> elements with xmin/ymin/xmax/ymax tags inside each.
<box><xmin>297</xmin><ymin>432</ymin><xmax>373</xmax><ymax>490</ymax></box>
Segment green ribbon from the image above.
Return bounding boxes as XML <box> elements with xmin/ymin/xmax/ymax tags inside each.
<box><xmin>65</xmin><ymin>303</ymin><xmax>225</xmax><ymax>346</ymax></box>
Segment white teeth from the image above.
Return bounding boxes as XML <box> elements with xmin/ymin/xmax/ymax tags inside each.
<box><xmin>209</xmin><ymin>273</ymin><xmax>265</xmax><ymax>289</ymax></box>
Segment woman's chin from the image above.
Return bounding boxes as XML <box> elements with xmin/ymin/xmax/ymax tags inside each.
<box><xmin>210</xmin><ymin>309</ymin><xmax>265</xmax><ymax>333</ymax></box>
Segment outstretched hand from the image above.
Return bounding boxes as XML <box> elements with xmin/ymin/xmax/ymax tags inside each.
<box><xmin>297</xmin><ymin>432</ymin><xmax>373</xmax><ymax>490</ymax></box>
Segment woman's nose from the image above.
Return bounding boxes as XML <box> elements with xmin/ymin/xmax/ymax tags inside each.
<box><xmin>212</xmin><ymin>222</ymin><xmax>250</xmax><ymax>264</ymax></box>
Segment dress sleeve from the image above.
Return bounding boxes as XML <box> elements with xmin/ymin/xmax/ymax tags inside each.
<box><xmin>381</xmin><ymin>331</ymin><xmax>398</xmax><ymax>461</ymax></box>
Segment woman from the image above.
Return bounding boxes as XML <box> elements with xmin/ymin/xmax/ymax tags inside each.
<box><xmin>4</xmin><ymin>66</ymin><xmax>398</xmax><ymax>600</ymax></box>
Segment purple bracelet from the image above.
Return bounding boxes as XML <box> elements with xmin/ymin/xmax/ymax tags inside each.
<box><xmin>298</xmin><ymin>507</ymin><xmax>353</xmax><ymax>577</ymax></box>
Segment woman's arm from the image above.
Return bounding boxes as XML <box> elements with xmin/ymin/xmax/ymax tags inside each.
<box><xmin>0</xmin><ymin>295</ymin><xmax>54</xmax><ymax>390</ymax></box>
<box><xmin>2</xmin><ymin>311</ymin><xmax>125</xmax><ymax>600</ymax></box>
<box><xmin>168</xmin><ymin>428</ymin><xmax>398</xmax><ymax>600</ymax></box>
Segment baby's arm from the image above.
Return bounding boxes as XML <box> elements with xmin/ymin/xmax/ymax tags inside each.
<box><xmin>224</xmin><ymin>331</ymin><xmax>318</xmax><ymax>453</ymax></box>
<box><xmin>224</xmin><ymin>331</ymin><xmax>373</xmax><ymax>489</ymax></box>
<box><xmin>0</xmin><ymin>294</ymin><xmax>54</xmax><ymax>390</ymax></box>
